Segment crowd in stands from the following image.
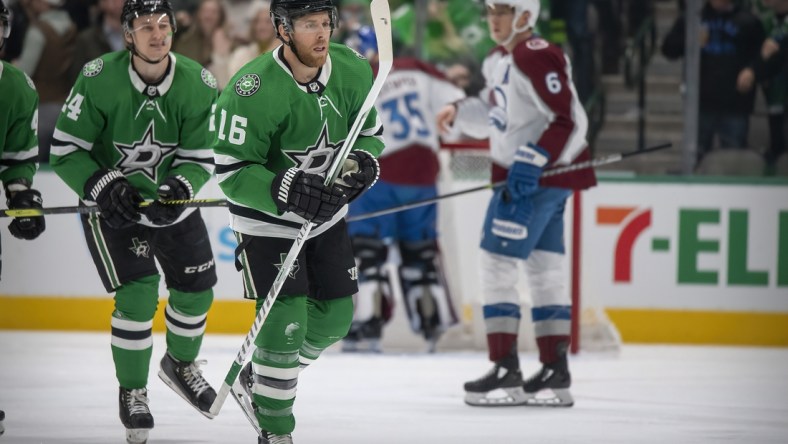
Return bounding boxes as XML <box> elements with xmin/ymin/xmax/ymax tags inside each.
<box><xmin>0</xmin><ymin>0</ymin><xmax>786</xmax><ymax>175</ymax></box>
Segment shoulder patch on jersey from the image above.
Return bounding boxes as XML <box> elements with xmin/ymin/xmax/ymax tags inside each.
<box><xmin>82</xmin><ymin>58</ymin><xmax>104</xmax><ymax>77</ymax></box>
<box><xmin>348</xmin><ymin>47</ymin><xmax>366</xmax><ymax>60</ymax></box>
<box><xmin>526</xmin><ymin>39</ymin><xmax>549</xmax><ymax>50</ymax></box>
<box><xmin>235</xmin><ymin>73</ymin><xmax>261</xmax><ymax>97</ymax></box>
<box><xmin>201</xmin><ymin>68</ymin><xmax>217</xmax><ymax>89</ymax></box>
<box><xmin>23</xmin><ymin>72</ymin><xmax>36</xmax><ymax>90</ymax></box>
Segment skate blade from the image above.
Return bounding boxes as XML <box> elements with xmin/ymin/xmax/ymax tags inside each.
<box><xmin>126</xmin><ymin>428</ymin><xmax>149</xmax><ymax>444</ymax></box>
<box><xmin>464</xmin><ymin>387</ymin><xmax>528</xmax><ymax>407</ymax></box>
<box><xmin>524</xmin><ymin>388</ymin><xmax>574</xmax><ymax>407</ymax></box>
<box><xmin>157</xmin><ymin>369</ymin><xmax>216</xmax><ymax>419</ymax></box>
<box><xmin>230</xmin><ymin>382</ymin><xmax>262</xmax><ymax>436</ymax></box>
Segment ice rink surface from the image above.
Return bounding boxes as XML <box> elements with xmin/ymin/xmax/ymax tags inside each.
<box><xmin>0</xmin><ymin>331</ymin><xmax>786</xmax><ymax>444</ymax></box>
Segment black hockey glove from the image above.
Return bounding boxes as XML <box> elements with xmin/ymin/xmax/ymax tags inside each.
<box><xmin>83</xmin><ymin>169</ymin><xmax>143</xmax><ymax>229</ymax></box>
<box><xmin>271</xmin><ymin>167</ymin><xmax>348</xmax><ymax>224</ymax></box>
<box><xmin>6</xmin><ymin>181</ymin><xmax>46</xmax><ymax>240</ymax></box>
<box><xmin>335</xmin><ymin>151</ymin><xmax>379</xmax><ymax>202</ymax></box>
<box><xmin>144</xmin><ymin>175</ymin><xmax>193</xmax><ymax>226</ymax></box>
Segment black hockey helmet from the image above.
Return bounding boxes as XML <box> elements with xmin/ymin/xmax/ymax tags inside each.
<box><xmin>121</xmin><ymin>0</ymin><xmax>177</xmax><ymax>34</ymax></box>
<box><xmin>270</xmin><ymin>0</ymin><xmax>337</xmax><ymax>39</ymax></box>
<box><xmin>0</xmin><ymin>0</ymin><xmax>10</xmax><ymax>41</ymax></box>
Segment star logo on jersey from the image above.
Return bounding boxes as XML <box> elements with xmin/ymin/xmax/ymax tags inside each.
<box><xmin>201</xmin><ymin>68</ymin><xmax>217</xmax><ymax>89</ymax></box>
<box><xmin>114</xmin><ymin>121</ymin><xmax>177</xmax><ymax>182</ymax></box>
<box><xmin>235</xmin><ymin>74</ymin><xmax>261</xmax><ymax>97</ymax></box>
<box><xmin>82</xmin><ymin>58</ymin><xmax>104</xmax><ymax>77</ymax></box>
<box><xmin>129</xmin><ymin>237</ymin><xmax>150</xmax><ymax>258</ymax></box>
<box><xmin>282</xmin><ymin>122</ymin><xmax>342</xmax><ymax>175</ymax></box>
<box><xmin>274</xmin><ymin>253</ymin><xmax>300</xmax><ymax>279</ymax></box>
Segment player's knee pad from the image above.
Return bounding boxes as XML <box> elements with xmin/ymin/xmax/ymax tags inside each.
<box><xmin>398</xmin><ymin>240</ymin><xmax>458</xmax><ymax>340</ymax></box>
<box><xmin>167</xmin><ymin>288</ymin><xmax>214</xmax><ymax>316</ymax></box>
<box><xmin>254</xmin><ymin>295</ymin><xmax>308</xmax><ymax>351</ymax></box>
<box><xmin>480</xmin><ymin>250</ymin><xmax>520</xmax><ymax>305</ymax></box>
<box><xmin>301</xmin><ymin>297</ymin><xmax>354</xmax><ymax>365</ymax></box>
<box><xmin>524</xmin><ymin>250</ymin><xmax>570</xmax><ymax>307</ymax></box>
<box><xmin>114</xmin><ymin>274</ymin><xmax>161</xmax><ymax>321</ymax></box>
<box><xmin>165</xmin><ymin>289</ymin><xmax>213</xmax><ymax>341</ymax></box>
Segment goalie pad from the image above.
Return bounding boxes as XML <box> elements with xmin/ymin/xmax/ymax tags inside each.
<box><xmin>347</xmin><ymin>237</ymin><xmax>394</xmax><ymax>343</ymax></box>
<box><xmin>398</xmin><ymin>240</ymin><xmax>458</xmax><ymax>345</ymax></box>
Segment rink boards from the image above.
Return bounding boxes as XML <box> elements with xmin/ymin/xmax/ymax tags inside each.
<box><xmin>1</xmin><ymin>172</ymin><xmax>786</xmax><ymax>346</ymax></box>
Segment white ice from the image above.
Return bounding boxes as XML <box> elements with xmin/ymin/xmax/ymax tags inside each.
<box><xmin>0</xmin><ymin>331</ymin><xmax>787</xmax><ymax>444</ymax></box>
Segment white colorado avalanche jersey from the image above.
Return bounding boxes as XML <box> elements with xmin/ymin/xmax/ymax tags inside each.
<box><xmin>456</xmin><ymin>37</ymin><xmax>596</xmax><ymax>190</ymax></box>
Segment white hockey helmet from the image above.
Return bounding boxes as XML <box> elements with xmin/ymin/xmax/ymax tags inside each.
<box><xmin>485</xmin><ymin>0</ymin><xmax>540</xmax><ymax>31</ymax></box>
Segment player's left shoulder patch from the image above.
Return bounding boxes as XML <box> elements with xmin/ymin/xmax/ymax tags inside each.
<box><xmin>526</xmin><ymin>38</ymin><xmax>549</xmax><ymax>51</ymax></box>
<box><xmin>23</xmin><ymin>72</ymin><xmax>36</xmax><ymax>91</ymax></box>
<box><xmin>235</xmin><ymin>73</ymin><xmax>261</xmax><ymax>97</ymax></box>
<box><xmin>82</xmin><ymin>58</ymin><xmax>104</xmax><ymax>77</ymax></box>
<box><xmin>348</xmin><ymin>47</ymin><xmax>366</xmax><ymax>60</ymax></box>
<box><xmin>201</xmin><ymin>68</ymin><xmax>217</xmax><ymax>89</ymax></box>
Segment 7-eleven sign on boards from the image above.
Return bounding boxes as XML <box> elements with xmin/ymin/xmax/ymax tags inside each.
<box><xmin>582</xmin><ymin>180</ymin><xmax>788</xmax><ymax>313</ymax></box>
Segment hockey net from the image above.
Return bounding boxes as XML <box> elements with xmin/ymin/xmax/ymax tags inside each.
<box><xmin>430</xmin><ymin>139</ymin><xmax>622</xmax><ymax>354</ymax></box>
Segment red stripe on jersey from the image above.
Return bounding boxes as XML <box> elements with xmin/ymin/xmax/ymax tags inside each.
<box><xmin>379</xmin><ymin>145</ymin><xmax>440</xmax><ymax>185</ymax></box>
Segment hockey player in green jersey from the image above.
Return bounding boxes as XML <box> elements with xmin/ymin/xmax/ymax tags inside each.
<box><xmin>1</xmin><ymin>0</ymin><xmax>46</xmax><ymax>268</ymax></box>
<box><xmin>49</xmin><ymin>0</ymin><xmax>219</xmax><ymax>442</ymax></box>
<box><xmin>212</xmin><ymin>0</ymin><xmax>384</xmax><ymax>442</ymax></box>
<box><xmin>1</xmin><ymin>1</ymin><xmax>45</xmax><ymax>435</ymax></box>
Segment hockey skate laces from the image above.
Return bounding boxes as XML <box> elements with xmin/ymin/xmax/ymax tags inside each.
<box><xmin>126</xmin><ymin>389</ymin><xmax>151</xmax><ymax>416</ymax></box>
<box><xmin>182</xmin><ymin>359</ymin><xmax>211</xmax><ymax>395</ymax></box>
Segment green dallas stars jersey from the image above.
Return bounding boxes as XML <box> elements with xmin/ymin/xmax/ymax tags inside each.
<box><xmin>50</xmin><ymin>51</ymin><xmax>217</xmax><ymax>206</ymax></box>
<box><xmin>213</xmin><ymin>43</ymin><xmax>385</xmax><ymax>239</ymax></box>
<box><xmin>0</xmin><ymin>61</ymin><xmax>39</xmax><ymax>188</ymax></box>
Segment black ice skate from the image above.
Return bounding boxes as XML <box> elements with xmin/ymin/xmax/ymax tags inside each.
<box><xmin>0</xmin><ymin>409</ymin><xmax>5</xmax><ymax>437</ymax></box>
<box><xmin>119</xmin><ymin>387</ymin><xmax>154</xmax><ymax>444</ymax></box>
<box><xmin>522</xmin><ymin>358</ymin><xmax>574</xmax><ymax>407</ymax></box>
<box><xmin>158</xmin><ymin>352</ymin><xmax>217</xmax><ymax>418</ymax></box>
<box><xmin>231</xmin><ymin>363</ymin><xmax>294</xmax><ymax>444</ymax></box>
<box><xmin>259</xmin><ymin>429</ymin><xmax>294</xmax><ymax>444</ymax></box>
<box><xmin>231</xmin><ymin>362</ymin><xmax>262</xmax><ymax>436</ymax></box>
<box><xmin>463</xmin><ymin>364</ymin><xmax>527</xmax><ymax>407</ymax></box>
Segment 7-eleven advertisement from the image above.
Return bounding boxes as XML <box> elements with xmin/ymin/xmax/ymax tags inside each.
<box><xmin>581</xmin><ymin>179</ymin><xmax>788</xmax><ymax>345</ymax></box>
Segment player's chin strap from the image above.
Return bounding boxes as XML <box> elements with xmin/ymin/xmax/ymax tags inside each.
<box><xmin>501</xmin><ymin>10</ymin><xmax>532</xmax><ymax>47</ymax></box>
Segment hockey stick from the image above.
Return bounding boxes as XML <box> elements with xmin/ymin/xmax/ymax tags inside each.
<box><xmin>346</xmin><ymin>142</ymin><xmax>672</xmax><ymax>222</ymax></box>
<box><xmin>208</xmin><ymin>0</ymin><xmax>393</xmax><ymax>417</ymax></box>
<box><xmin>0</xmin><ymin>198</ymin><xmax>227</xmax><ymax>218</ymax></box>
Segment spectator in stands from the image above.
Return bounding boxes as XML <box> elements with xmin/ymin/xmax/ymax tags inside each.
<box><xmin>757</xmin><ymin>0</ymin><xmax>788</xmax><ymax>171</ymax></box>
<box><xmin>14</xmin><ymin>0</ymin><xmax>76</xmax><ymax>162</ymax></box>
<box><xmin>172</xmin><ymin>0</ymin><xmax>231</xmax><ymax>88</ymax></box>
<box><xmin>227</xmin><ymin>0</ymin><xmax>276</xmax><ymax>77</ymax></box>
<box><xmin>67</xmin><ymin>0</ymin><xmax>124</xmax><ymax>85</ymax></box>
<box><xmin>662</xmin><ymin>0</ymin><xmax>765</xmax><ymax>166</ymax></box>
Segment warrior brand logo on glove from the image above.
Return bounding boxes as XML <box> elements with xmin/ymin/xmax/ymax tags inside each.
<box><xmin>271</xmin><ymin>167</ymin><xmax>348</xmax><ymax>224</ymax></box>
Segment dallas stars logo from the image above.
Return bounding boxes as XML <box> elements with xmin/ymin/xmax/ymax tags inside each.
<box><xmin>274</xmin><ymin>253</ymin><xmax>300</xmax><ymax>279</ymax></box>
<box><xmin>282</xmin><ymin>122</ymin><xmax>344</xmax><ymax>175</ymax></box>
<box><xmin>114</xmin><ymin>121</ymin><xmax>177</xmax><ymax>182</ymax></box>
<box><xmin>82</xmin><ymin>58</ymin><xmax>104</xmax><ymax>77</ymax></box>
<box><xmin>235</xmin><ymin>74</ymin><xmax>260</xmax><ymax>97</ymax></box>
<box><xmin>129</xmin><ymin>237</ymin><xmax>150</xmax><ymax>258</ymax></box>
